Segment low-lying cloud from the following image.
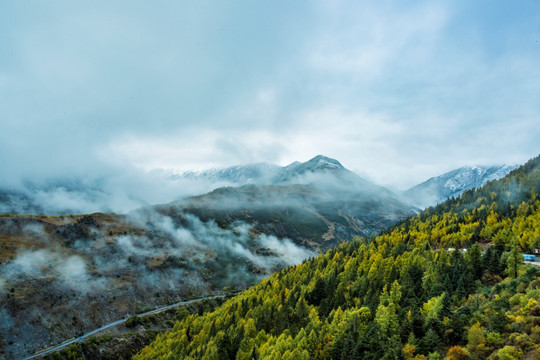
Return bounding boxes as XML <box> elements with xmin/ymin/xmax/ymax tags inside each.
<box><xmin>55</xmin><ymin>256</ymin><xmax>88</xmax><ymax>281</ymax></box>
<box><xmin>1</xmin><ymin>209</ymin><xmax>316</xmax><ymax>298</ymax></box>
<box><xmin>122</xmin><ymin>210</ymin><xmax>316</xmax><ymax>272</ymax></box>
<box><xmin>9</xmin><ymin>249</ymin><xmax>53</xmax><ymax>275</ymax></box>
<box><xmin>0</xmin><ymin>170</ymin><xmax>226</xmax><ymax>215</ymax></box>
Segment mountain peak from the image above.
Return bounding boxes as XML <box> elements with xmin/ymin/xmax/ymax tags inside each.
<box><xmin>405</xmin><ymin>164</ymin><xmax>518</xmax><ymax>208</ymax></box>
<box><xmin>159</xmin><ymin>155</ymin><xmax>352</xmax><ymax>192</ymax></box>
<box><xmin>304</xmin><ymin>155</ymin><xmax>345</xmax><ymax>170</ymax></box>
<box><xmin>276</xmin><ymin>155</ymin><xmax>347</xmax><ymax>183</ymax></box>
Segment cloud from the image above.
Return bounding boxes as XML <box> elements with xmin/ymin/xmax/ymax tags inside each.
<box><xmin>106</xmin><ymin>130</ymin><xmax>288</xmax><ymax>171</ymax></box>
<box><xmin>174</xmin><ymin>214</ymin><xmax>316</xmax><ymax>270</ymax></box>
<box><xmin>9</xmin><ymin>249</ymin><xmax>53</xmax><ymax>275</ymax></box>
<box><xmin>90</xmin><ymin>208</ymin><xmax>317</xmax><ymax>276</ymax></box>
<box><xmin>258</xmin><ymin>234</ymin><xmax>315</xmax><ymax>266</ymax></box>
<box><xmin>306</xmin><ymin>2</ymin><xmax>449</xmax><ymax>78</ymax></box>
<box><xmin>0</xmin><ymin>0</ymin><xmax>539</xmax><ymax>201</ymax></box>
<box><xmin>1</xmin><ymin>209</ymin><xmax>316</xmax><ymax>299</ymax></box>
<box><xmin>6</xmin><ymin>249</ymin><xmax>89</xmax><ymax>282</ymax></box>
<box><xmin>55</xmin><ymin>256</ymin><xmax>88</xmax><ymax>280</ymax></box>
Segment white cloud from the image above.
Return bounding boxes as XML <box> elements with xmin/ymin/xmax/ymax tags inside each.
<box><xmin>0</xmin><ymin>0</ymin><xmax>538</xmax><ymax>200</ymax></box>
<box><xmin>11</xmin><ymin>250</ymin><xmax>53</xmax><ymax>275</ymax></box>
<box><xmin>55</xmin><ymin>256</ymin><xmax>88</xmax><ymax>280</ymax></box>
<box><xmin>307</xmin><ymin>2</ymin><xmax>449</xmax><ymax>79</ymax></box>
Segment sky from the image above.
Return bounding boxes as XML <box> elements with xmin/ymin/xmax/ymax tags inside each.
<box><xmin>1</xmin><ymin>0</ymin><xmax>539</xmax><ymax>193</ymax></box>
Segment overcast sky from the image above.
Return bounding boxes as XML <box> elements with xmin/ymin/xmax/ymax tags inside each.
<box><xmin>1</xmin><ymin>0</ymin><xmax>539</xmax><ymax>190</ymax></box>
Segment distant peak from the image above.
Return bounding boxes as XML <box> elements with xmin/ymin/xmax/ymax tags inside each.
<box><xmin>305</xmin><ymin>155</ymin><xmax>344</xmax><ymax>169</ymax></box>
<box><xmin>405</xmin><ymin>163</ymin><xmax>517</xmax><ymax>209</ymax></box>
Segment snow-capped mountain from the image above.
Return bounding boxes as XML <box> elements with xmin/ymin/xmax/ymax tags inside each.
<box><xmin>275</xmin><ymin>155</ymin><xmax>346</xmax><ymax>182</ymax></box>
<box><xmin>165</xmin><ymin>155</ymin><xmax>417</xmax><ymax>250</ymax></box>
<box><xmin>174</xmin><ymin>163</ymin><xmax>282</xmax><ymax>185</ymax></box>
<box><xmin>0</xmin><ymin>155</ymin><xmax>395</xmax><ymax>215</ymax></box>
<box><xmin>405</xmin><ymin>165</ymin><xmax>518</xmax><ymax>208</ymax></box>
<box><xmin>173</xmin><ymin>155</ymin><xmax>352</xmax><ymax>186</ymax></box>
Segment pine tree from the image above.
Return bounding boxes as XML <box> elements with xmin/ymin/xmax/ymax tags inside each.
<box><xmin>506</xmin><ymin>240</ymin><xmax>523</xmax><ymax>278</ymax></box>
<box><xmin>466</xmin><ymin>243</ymin><xmax>483</xmax><ymax>279</ymax></box>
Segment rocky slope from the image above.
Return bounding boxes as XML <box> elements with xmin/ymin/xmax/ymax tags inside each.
<box><xmin>0</xmin><ymin>210</ymin><xmax>318</xmax><ymax>359</ymax></box>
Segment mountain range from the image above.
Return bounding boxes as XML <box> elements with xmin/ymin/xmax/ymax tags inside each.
<box><xmin>170</xmin><ymin>157</ymin><xmax>517</xmax><ymax>211</ymax></box>
<box><xmin>161</xmin><ymin>155</ymin><xmax>416</xmax><ymax>249</ymax></box>
<box><xmin>0</xmin><ymin>155</ymin><xmax>522</xmax><ymax>359</ymax></box>
<box><xmin>173</xmin><ymin>155</ymin><xmax>364</xmax><ymax>186</ymax></box>
<box><xmin>0</xmin><ymin>155</ymin><xmax>416</xmax><ymax>359</ymax></box>
<box><xmin>0</xmin><ymin>155</ymin><xmax>516</xmax><ymax>215</ymax></box>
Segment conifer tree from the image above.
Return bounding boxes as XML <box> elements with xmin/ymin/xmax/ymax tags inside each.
<box><xmin>506</xmin><ymin>239</ymin><xmax>523</xmax><ymax>278</ymax></box>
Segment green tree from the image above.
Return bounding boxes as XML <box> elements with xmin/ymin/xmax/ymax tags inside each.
<box><xmin>496</xmin><ymin>345</ymin><xmax>523</xmax><ymax>360</ymax></box>
<box><xmin>466</xmin><ymin>243</ymin><xmax>483</xmax><ymax>279</ymax></box>
<box><xmin>466</xmin><ymin>322</ymin><xmax>486</xmax><ymax>358</ymax></box>
<box><xmin>506</xmin><ymin>240</ymin><xmax>523</xmax><ymax>278</ymax></box>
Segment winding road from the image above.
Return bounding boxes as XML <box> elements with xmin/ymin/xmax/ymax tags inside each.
<box><xmin>20</xmin><ymin>294</ymin><xmax>226</xmax><ymax>360</ymax></box>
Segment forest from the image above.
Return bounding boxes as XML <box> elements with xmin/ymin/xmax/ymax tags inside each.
<box><xmin>131</xmin><ymin>155</ymin><xmax>540</xmax><ymax>360</ymax></box>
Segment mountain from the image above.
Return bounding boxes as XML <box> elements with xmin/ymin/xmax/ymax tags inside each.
<box><xmin>159</xmin><ymin>155</ymin><xmax>416</xmax><ymax>250</ymax></box>
<box><xmin>134</xmin><ymin>155</ymin><xmax>540</xmax><ymax>360</ymax></box>
<box><xmin>0</xmin><ymin>155</ymin><xmax>417</xmax><ymax>359</ymax></box>
<box><xmin>175</xmin><ymin>163</ymin><xmax>282</xmax><ymax>186</ymax></box>
<box><xmin>274</xmin><ymin>155</ymin><xmax>348</xmax><ymax>183</ymax></box>
<box><xmin>175</xmin><ymin>155</ymin><xmax>355</xmax><ymax>186</ymax></box>
<box><xmin>0</xmin><ymin>210</ymin><xmax>317</xmax><ymax>359</ymax></box>
<box><xmin>404</xmin><ymin>164</ymin><xmax>517</xmax><ymax>208</ymax></box>
<box><xmin>0</xmin><ymin>155</ymin><xmax>395</xmax><ymax>216</ymax></box>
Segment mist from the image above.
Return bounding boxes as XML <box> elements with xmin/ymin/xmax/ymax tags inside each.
<box><xmin>0</xmin><ymin>206</ymin><xmax>318</xmax><ymax>358</ymax></box>
<box><xmin>124</xmin><ymin>210</ymin><xmax>317</xmax><ymax>272</ymax></box>
<box><xmin>0</xmin><ymin>167</ymin><xmax>237</xmax><ymax>215</ymax></box>
<box><xmin>2</xmin><ymin>1</ymin><xmax>539</xmax><ymax>358</ymax></box>
<box><xmin>0</xmin><ymin>207</ymin><xmax>316</xmax><ymax>298</ymax></box>
<box><xmin>0</xmin><ymin>155</ymin><xmax>397</xmax><ymax>216</ymax></box>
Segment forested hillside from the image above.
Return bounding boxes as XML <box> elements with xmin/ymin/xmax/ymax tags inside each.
<box><xmin>135</xmin><ymin>155</ymin><xmax>540</xmax><ymax>360</ymax></box>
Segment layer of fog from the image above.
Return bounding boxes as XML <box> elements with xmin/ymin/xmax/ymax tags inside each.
<box><xmin>0</xmin><ymin>154</ymin><xmax>414</xmax><ymax>216</ymax></box>
<box><xmin>0</xmin><ymin>161</ymin><xmax>293</xmax><ymax>215</ymax></box>
<box><xmin>124</xmin><ymin>210</ymin><xmax>317</xmax><ymax>272</ymax></box>
<box><xmin>178</xmin><ymin>169</ymin><xmax>414</xmax><ymax>215</ymax></box>
<box><xmin>0</xmin><ymin>210</ymin><xmax>316</xmax><ymax>297</ymax></box>
<box><xmin>281</xmin><ymin>170</ymin><xmax>398</xmax><ymax>201</ymax></box>
<box><xmin>2</xmin><ymin>249</ymin><xmax>105</xmax><ymax>294</ymax></box>
<box><xmin>0</xmin><ymin>169</ymin><xmax>238</xmax><ymax>215</ymax></box>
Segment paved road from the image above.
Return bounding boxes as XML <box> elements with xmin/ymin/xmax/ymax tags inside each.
<box><xmin>525</xmin><ymin>260</ymin><xmax>540</xmax><ymax>267</ymax></box>
<box><xmin>20</xmin><ymin>295</ymin><xmax>226</xmax><ymax>360</ymax></box>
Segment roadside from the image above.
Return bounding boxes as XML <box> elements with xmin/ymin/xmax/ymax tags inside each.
<box><xmin>20</xmin><ymin>295</ymin><xmax>228</xmax><ymax>360</ymax></box>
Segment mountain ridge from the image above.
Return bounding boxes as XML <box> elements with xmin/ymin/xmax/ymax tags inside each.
<box><xmin>159</xmin><ymin>155</ymin><xmax>416</xmax><ymax>250</ymax></box>
<box><xmin>404</xmin><ymin>164</ymin><xmax>517</xmax><ymax>208</ymax></box>
<box><xmin>172</xmin><ymin>155</ymin><xmax>351</xmax><ymax>186</ymax></box>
